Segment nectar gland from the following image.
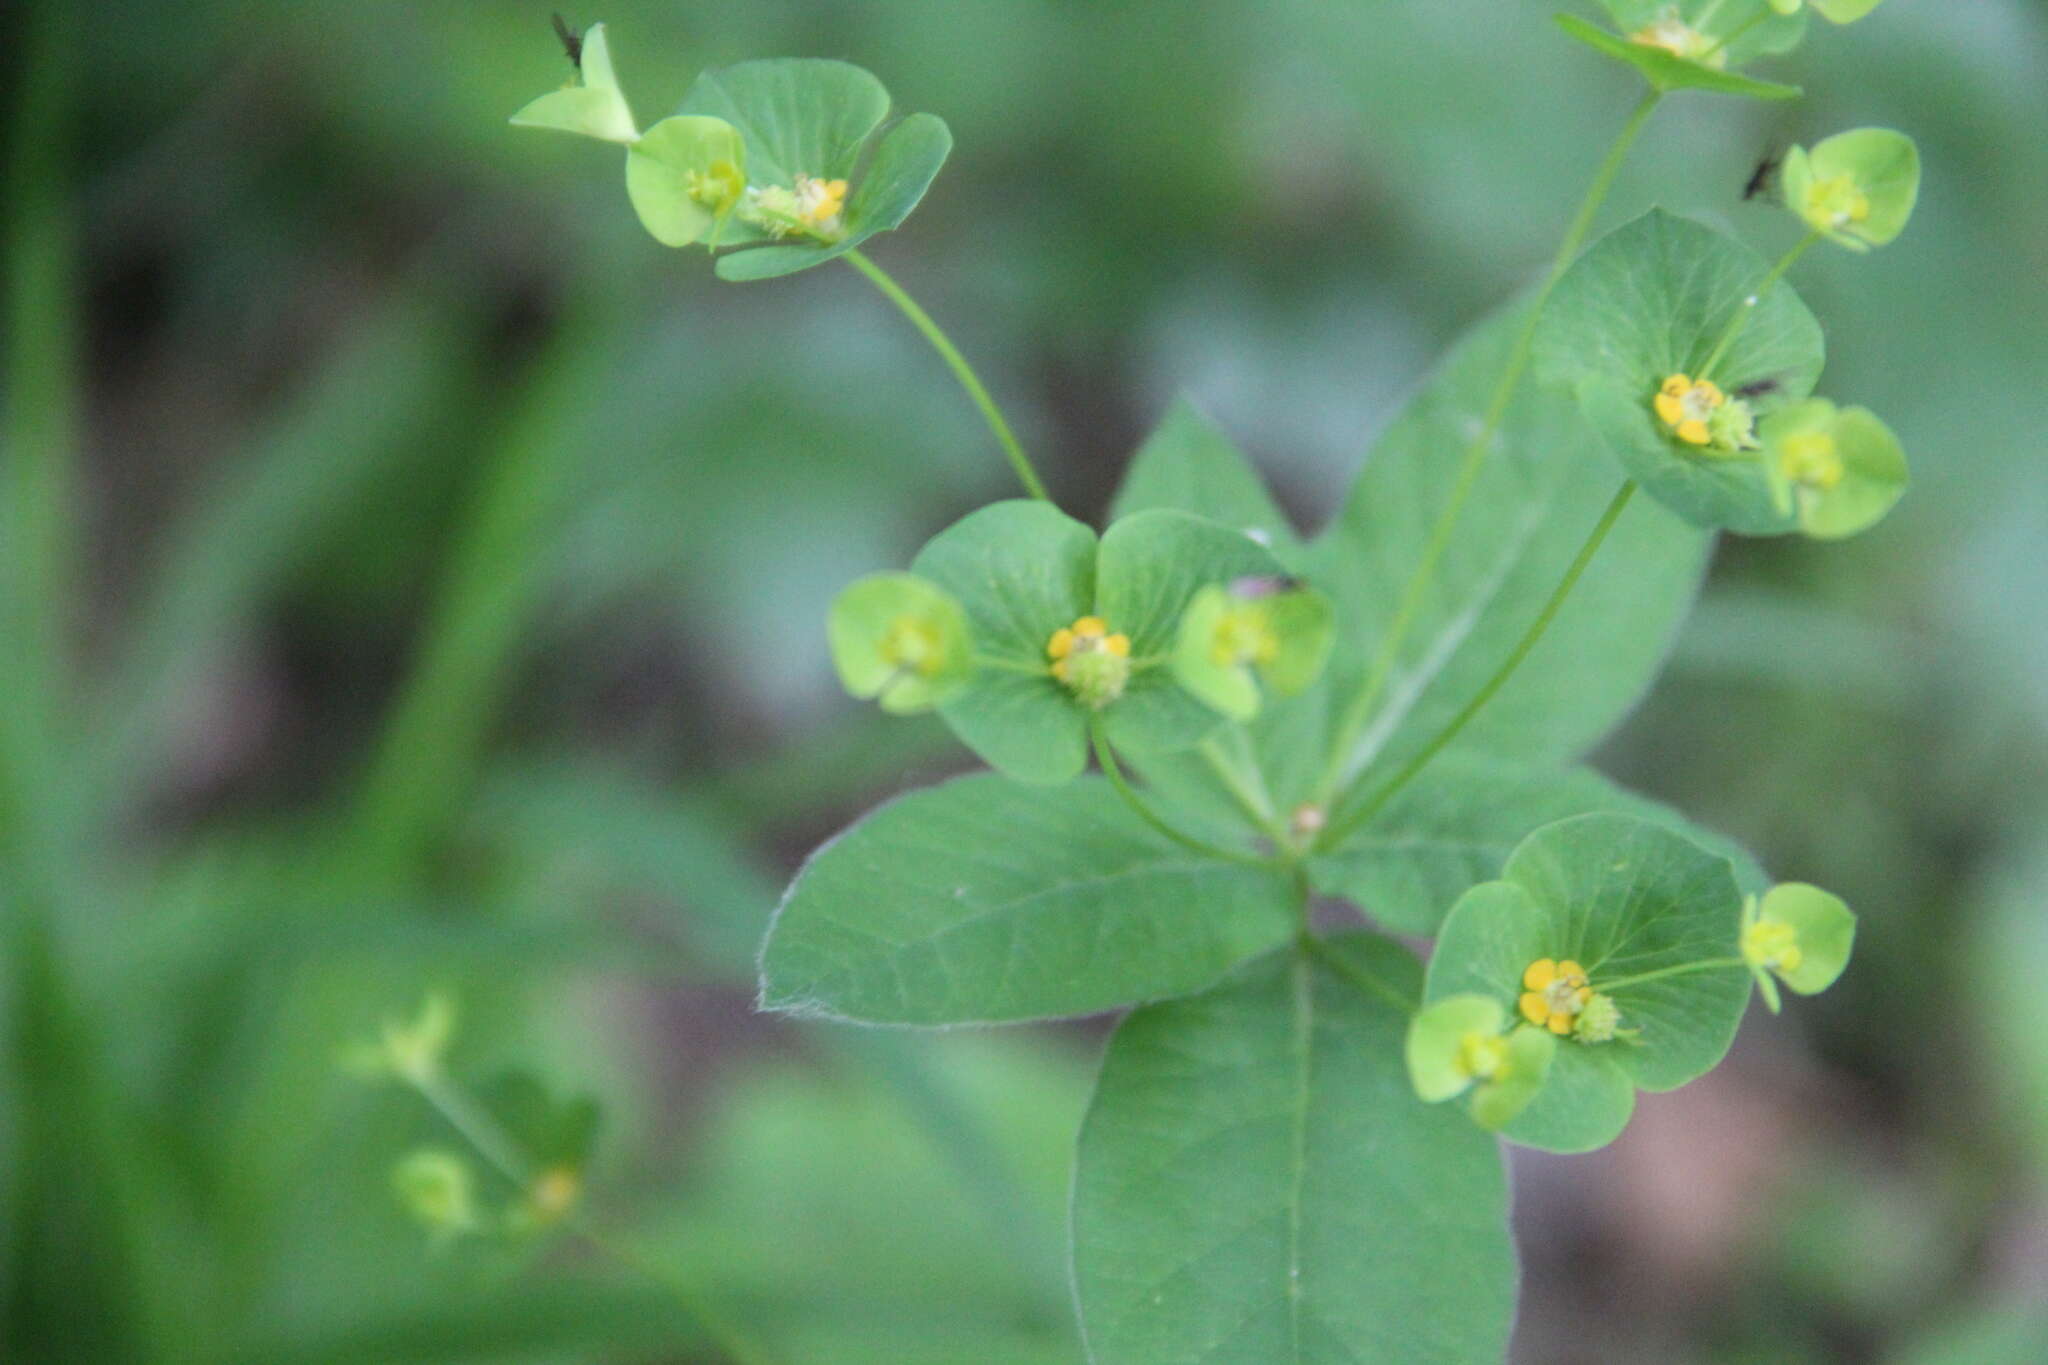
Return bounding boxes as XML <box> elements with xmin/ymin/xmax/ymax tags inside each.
<box><xmin>1048</xmin><ymin>615</ymin><xmax>1133</xmax><ymax>708</ymax></box>
<box><xmin>1743</xmin><ymin>917</ymin><xmax>1804</xmax><ymax>974</ymax></box>
<box><xmin>1776</xmin><ymin>427</ymin><xmax>1845</xmax><ymax>495</ymax></box>
<box><xmin>1629</xmin><ymin>9</ymin><xmax>1728</xmax><ymax>69</ymax></box>
<box><xmin>1519</xmin><ymin>958</ymin><xmax>1623</xmax><ymax>1043</ymax></box>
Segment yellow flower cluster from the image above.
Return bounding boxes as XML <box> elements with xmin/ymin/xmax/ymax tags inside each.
<box><xmin>1047</xmin><ymin>616</ymin><xmax>1130</xmax><ymax>682</ymax></box>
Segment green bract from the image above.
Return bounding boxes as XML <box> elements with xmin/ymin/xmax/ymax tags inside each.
<box><xmin>675</xmin><ymin>59</ymin><xmax>953</xmax><ymax>280</ymax></box>
<box><xmin>625</xmin><ymin>115</ymin><xmax>747</xmax><ymax>247</ymax></box>
<box><xmin>827</xmin><ymin>572</ymin><xmax>973</xmax><ymax>715</ymax></box>
<box><xmin>1422</xmin><ymin>813</ymin><xmax>1750</xmax><ymax>1152</ymax></box>
<box><xmin>1170</xmin><ymin>580</ymin><xmax>1333</xmax><ymax>722</ymax></box>
<box><xmin>1770</xmin><ymin>0</ymin><xmax>1888</xmax><ymax>23</ymax></box>
<box><xmin>1743</xmin><ymin>882</ymin><xmax>1857</xmax><ymax>1012</ymax></box>
<box><xmin>908</xmin><ymin>501</ymin><xmax>1289</xmax><ymax>784</ymax></box>
<box><xmin>508</xmin><ymin>23</ymin><xmax>638</xmax><ymax>143</ymax></box>
<box><xmin>1406</xmin><ymin>994</ymin><xmax>1557</xmax><ymax>1129</ymax></box>
<box><xmin>1535</xmin><ymin>209</ymin><xmax>1825</xmax><ymax>534</ymax></box>
<box><xmin>1783</xmin><ymin>127</ymin><xmax>1921</xmax><ymax>251</ymax></box>
<box><xmin>1761</xmin><ymin>398</ymin><xmax>1909</xmax><ymax>539</ymax></box>
<box><xmin>1556</xmin><ymin>5</ymin><xmax>1803</xmax><ymax>101</ymax></box>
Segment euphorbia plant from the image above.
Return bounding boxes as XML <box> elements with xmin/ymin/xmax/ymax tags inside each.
<box><xmin>491</xmin><ymin>6</ymin><xmax>1914</xmax><ymax>1358</ymax></box>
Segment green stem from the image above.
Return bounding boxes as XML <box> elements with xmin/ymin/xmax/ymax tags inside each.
<box><xmin>1315</xmin><ymin>89</ymin><xmax>1662</xmax><ymax>802</ymax></box>
<box><xmin>1091</xmin><ymin>722</ymin><xmax>1266</xmax><ymax>865</ymax></box>
<box><xmin>1695</xmin><ymin>229</ymin><xmax>1821</xmax><ymax>384</ymax></box>
<box><xmin>842</xmin><ymin>248</ymin><xmax>1049</xmax><ymax>502</ymax></box>
<box><xmin>410</xmin><ymin>1070</ymin><xmax>781</xmax><ymax>1365</ymax></box>
<box><xmin>1198</xmin><ymin>731</ymin><xmax>1289</xmax><ymax>843</ymax></box>
<box><xmin>1597</xmin><ymin>956</ymin><xmax>1747</xmax><ymax>992</ymax></box>
<box><xmin>1318</xmin><ymin>481</ymin><xmax>1638</xmax><ymax>850</ymax></box>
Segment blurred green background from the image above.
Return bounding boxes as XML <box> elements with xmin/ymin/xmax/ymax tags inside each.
<box><xmin>5</xmin><ymin>1</ymin><xmax>2047</xmax><ymax>1362</ymax></box>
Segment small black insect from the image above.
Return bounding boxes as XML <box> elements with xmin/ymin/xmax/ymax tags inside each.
<box><xmin>1742</xmin><ymin>150</ymin><xmax>1784</xmax><ymax>202</ymax></box>
<box><xmin>1731</xmin><ymin>377</ymin><xmax>1783</xmax><ymax>402</ymax></box>
<box><xmin>1229</xmin><ymin>574</ymin><xmax>1304</xmax><ymax>600</ymax></box>
<box><xmin>552</xmin><ymin>12</ymin><xmax>584</xmax><ymax>68</ymax></box>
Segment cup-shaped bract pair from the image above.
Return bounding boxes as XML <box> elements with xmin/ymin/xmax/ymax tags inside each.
<box><xmin>898</xmin><ymin>501</ymin><xmax>1294</xmax><ymax>785</ymax></box>
<box><xmin>1406</xmin><ymin>995</ymin><xmax>1558</xmax><ymax>1130</ymax></box>
<box><xmin>1782</xmin><ymin>128</ymin><xmax>1921</xmax><ymax>253</ymax></box>
<box><xmin>829</xmin><ymin>573</ymin><xmax>975</xmax><ymax>715</ymax></box>
<box><xmin>1557</xmin><ymin>2</ymin><xmax>1807</xmax><ymax>101</ymax></box>
<box><xmin>1761</xmin><ymin>398</ymin><xmax>1908</xmax><ymax>538</ymax></box>
<box><xmin>509</xmin><ymin>22</ymin><xmax>640</xmax><ymax>144</ymax></box>
<box><xmin>1170</xmin><ymin>580</ymin><xmax>1333</xmax><ymax>723</ymax></box>
<box><xmin>1742</xmin><ymin>882</ymin><xmax>1857</xmax><ymax>1012</ymax></box>
<box><xmin>1536</xmin><ymin>209</ymin><xmax>1825</xmax><ymax>535</ymax></box>
<box><xmin>1416</xmin><ymin>813</ymin><xmax>1752</xmax><ymax>1152</ymax></box>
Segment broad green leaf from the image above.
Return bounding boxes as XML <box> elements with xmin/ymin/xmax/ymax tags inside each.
<box><xmin>760</xmin><ymin>774</ymin><xmax>1295</xmax><ymax>1024</ymax></box>
<box><xmin>1312</xmin><ymin>301</ymin><xmax>1711</xmax><ymax>796</ymax></box>
<box><xmin>1074</xmin><ymin>936</ymin><xmax>1516</xmax><ymax>1364</ymax></box>
<box><xmin>1094</xmin><ymin>509</ymin><xmax>1289</xmax><ymax>755</ymax></box>
<box><xmin>1423</xmin><ymin>814</ymin><xmax>1749</xmax><ymax>1151</ymax></box>
<box><xmin>1309</xmin><ymin>756</ymin><xmax>1767</xmax><ymax>936</ymax></box>
<box><xmin>1535</xmin><ymin>209</ymin><xmax>1825</xmax><ymax>533</ymax></box>
<box><xmin>912</xmin><ymin>501</ymin><xmax>1096</xmax><ymax>784</ymax></box>
<box><xmin>1108</xmin><ymin>399</ymin><xmax>1305</xmax><ymax>566</ymax></box>
<box><xmin>1555</xmin><ymin>15</ymin><xmax>1802</xmax><ymax>100</ymax></box>
<box><xmin>716</xmin><ymin>112</ymin><xmax>954</xmax><ymax>281</ymax></box>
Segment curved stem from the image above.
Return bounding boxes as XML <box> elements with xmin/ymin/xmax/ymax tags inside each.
<box><xmin>1318</xmin><ymin>481</ymin><xmax>1638</xmax><ymax>851</ymax></box>
<box><xmin>1316</xmin><ymin>89</ymin><xmax>1663</xmax><ymax>802</ymax></box>
<box><xmin>409</xmin><ymin>1070</ymin><xmax>781</xmax><ymax>1365</ymax></box>
<box><xmin>842</xmin><ymin>248</ymin><xmax>1049</xmax><ymax>501</ymax></box>
<box><xmin>1695</xmin><ymin>228</ymin><xmax>1821</xmax><ymax>385</ymax></box>
<box><xmin>1091</xmin><ymin>722</ymin><xmax>1267</xmax><ymax>866</ymax></box>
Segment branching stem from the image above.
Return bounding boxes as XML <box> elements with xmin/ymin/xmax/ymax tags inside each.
<box><xmin>1315</xmin><ymin>88</ymin><xmax>1663</xmax><ymax>803</ymax></box>
<box><xmin>1695</xmin><ymin>228</ymin><xmax>1822</xmax><ymax>384</ymax></box>
<box><xmin>1091</xmin><ymin>722</ymin><xmax>1268</xmax><ymax>866</ymax></box>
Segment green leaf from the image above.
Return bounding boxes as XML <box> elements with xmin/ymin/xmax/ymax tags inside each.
<box><xmin>509</xmin><ymin>22</ymin><xmax>639</xmax><ymax>142</ymax></box>
<box><xmin>911</xmin><ymin>501</ymin><xmax>1096</xmax><ymax>784</ymax></box>
<box><xmin>1074</xmin><ymin>937</ymin><xmax>1516</xmax><ymax>1363</ymax></box>
<box><xmin>1309</xmin><ymin>756</ymin><xmax>1767</xmax><ymax>936</ymax></box>
<box><xmin>1314</xmin><ymin>300</ymin><xmax>1711</xmax><ymax>792</ymax></box>
<box><xmin>1423</xmin><ymin>814</ymin><xmax>1749</xmax><ymax>1152</ymax></box>
<box><xmin>1535</xmin><ymin>209</ymin><xmax>1825</xmax><ymax>533</ymax></box>
<box><xmin>1555</xmin><ymin>14</ymin><xmax>1802</xmax><ymax>100</ymax></box>
<box><xmin>1094</xmin><ymin>510</ymin><xmax>1289</xmax><ymax>755</ymax></box>
<box><xmin>760</xmin><ymin>774</ymin><xmax>1296</xmax><ymax>1024</ymax></box>
<box><xmin>1108</xmin><ymin>400</ymin><xmax>1304</xmax><ymax>566</ymax></box>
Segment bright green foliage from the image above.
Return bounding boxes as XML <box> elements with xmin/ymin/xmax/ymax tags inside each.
<box><xmin>1535</xmin><ymin>209</ymin><xmax>1825</xmax><ymax>534</ymax></box>
<box><xmin>1422</xmin><ymin>814</ymin><xmax>1751</xmax><ymax>1152</ymax></box>
<box><xmin>1771</xmin><ymin>0</ymin><xmax>1886</xmax><ymax>16</ymax></box>
<box><xmin>1171</xmin><ymin>581</ymin><xmax>1333</xmax><ymax>722</ymax></box>
<box><xmin>1743</xmin><ymin>882</ymin><xmax>1857</xmax><ymax>1011</ymax></box>
<box><xmin>1762</xmin><ymin>398</ymin><xmax>1909</xmax><ymax>539</ymax></box>
<box><xmin>1594</xmin><ymin>0</ymin><xmax>1808</xmax><ymax>63</ymax></box>
<box><xmin>508</xmin><ymin>22</ymin><xmax>639</xmax><ymax>143</ymax></box>
<box><xmin>908</xmin><ymin>501</ymin><xmax>1288</xmax><ymax>782</ymax></box>
<box><xmin>1555</xmin><ymin>13</ymin><xmax>1802</xmax><ymax>101</ymax></box>
<box><xmin>1406</xmin><ymin>994</ymin><xmax>1556</xmax><ymax>1130</ymax></box>
<box><xmin>1314</xmin><ymin>302</ymin><xmax>1711</xmax><ymax>786</ymax></box>
<box><xmin>675</xmin><ymin>60</ymin><xmax>953</xmax><ymax>280</ymax></box>
<box><xmin>392</xmin><ymin>1149</ymin><xmax>480</xmax><ymax>1240</ymax></box>
<box><xmin>761</xmin><ymin>774</ymin><xmax>1297</xmax><ymax>1024</ymax></box>
<box><xmin>1108</xmin><ymin>399</ymin><xmax>1305</xmax><ymax>566</ymax></box>
<box><xmin>624</xmin><ymin>116</ymin><xmax>747</xmax><ymax>247</ymax></box>
<box><xmin>1309</xmin><ymin>757</ymin><xmax>1766</xmax><ymax>936</ymax></box>
<box><xmin>1783</xmin><ymin>127</ymin><xmax>1922</xmax><ymax>251</ymax></box>
<box><xmin>1073</xmin><ymin>938</ymin><xmax>1517</xmax><ymax>1364</ymax></box>
<box><xmin>828</xmin><ymin>572</ymin><xmax>974</xmax><ymax>714</ymax></box>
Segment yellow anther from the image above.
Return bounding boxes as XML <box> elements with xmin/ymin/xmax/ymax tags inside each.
<box><xmin>1653</xmin><ymin>373</ymin><xmax>1727</xmax><ymax>448</ymax></box>
<box><xmin>794</xmin><ymin>174</ymin><xmax>849</xmax><ymax>226</ymax></box>
<box><xmin>1743</xmin><ymin>918</ymin><xmax>1805</xmax><ymax>974</ymax></box>
<box><xmin>1518</xmin><ymin>958</ymin><xmax>1593</xmax><ymax>1036</ymax></box>
<box><xmin>1047</xmin><ymin>615</ymin><xmax>1132</xmax><ymax>696</ymax></box>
